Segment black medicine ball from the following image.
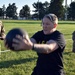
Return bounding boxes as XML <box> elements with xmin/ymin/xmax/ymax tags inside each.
<box><xmin>5</xmin><ymin>28</ymin><xmax>28</xmax><ymax>50</ymax></box>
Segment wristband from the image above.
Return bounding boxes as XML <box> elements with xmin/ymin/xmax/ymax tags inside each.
<box><xmin>32</xmin><ymin>44</ymin><xmax>34</xmax><ymax>50</ymax></box>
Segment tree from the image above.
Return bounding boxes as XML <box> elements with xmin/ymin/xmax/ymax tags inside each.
<box><xmin>32</xmin><ymin>2</ymin><xmax>44</xmax><ymax>19</ymax></box>
<box><xmin>32</xmin><ymin>1</ymin><xmax>50</xmax><ymax>19</ymax></box>
<box><xmin>49</xmin><ymin>0</ymin><xmax>64</xmax><ymax>19</ymax></box>
<box><xmin>2</xmin><ymin>5</ymin><xmax>6</xmax><ymax>19</ymax></box>
<box><xmin>67</xmin><ymin>2</ymin><xmax>75</xmax><ymax>20</ymax></box>
<box><xmin>43</xmin><ymin>1</ymin><xmax>50</xmax><ymax>14</ymax></box>
<box><xmin>0</xmin><ymin>8</ymin><xmax>3</xmax><ymax>17</ymax></box>
<box><xmin>6</xmin><ymin>3</ymin><xmax>17</xmax><ymax>19</ymax></box>
<box><xmin>19</xmin><ymin>5</ymin><xmax>30</xmax><ymax>19</ymax></box>
<box><xmin>19</xmin><ymin>9</ymin><xmax>24</xmax><ymax>19</ymax></box>
<box><xmin>0</xmin><ymin>5</ymin><xmax>6</xmax><ymax>19</ymax></box>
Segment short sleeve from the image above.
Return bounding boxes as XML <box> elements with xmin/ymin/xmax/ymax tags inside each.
<box><xmin>55</xmin><ymin>33</ymin><xmax>66</xmax><ymax>49</ymax></box>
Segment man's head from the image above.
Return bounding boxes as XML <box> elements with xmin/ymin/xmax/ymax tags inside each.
<box><xmin>42</xmin><ymin>13</ymin><xmax>58</xmax><ymax>34</ymax></box>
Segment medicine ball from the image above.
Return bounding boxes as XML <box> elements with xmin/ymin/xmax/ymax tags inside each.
<box><xmin>5</xmin><ymin>28</ymin><xmax>28</xmax><ymax>50</ymax></box>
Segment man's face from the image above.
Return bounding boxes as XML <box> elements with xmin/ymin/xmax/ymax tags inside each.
<box><xmin>42</xmin><ymin>17</ymin><xmax>55</xmax><ymax>34</ymax></box>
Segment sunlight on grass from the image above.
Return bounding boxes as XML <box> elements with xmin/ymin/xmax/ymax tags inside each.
<box><xmin>0</xmin><ymin>20</ymin><xmax>75</xmax><ymax>75</ymax></box>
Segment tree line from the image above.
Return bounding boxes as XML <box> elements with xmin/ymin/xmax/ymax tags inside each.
<box><xmin>0</xmin><ymin>0</ymin><xmax>75</xmax><ymax>20</ymax></box>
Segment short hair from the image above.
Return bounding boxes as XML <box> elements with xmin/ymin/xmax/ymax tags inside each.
<box><xmin>44</xmin><ymin>13</ymin><xmax>58</xmax><ymax>24</ymax></box>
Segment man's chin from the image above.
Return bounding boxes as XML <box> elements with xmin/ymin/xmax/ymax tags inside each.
<box><xmin>43</xmin><ymin>31</ymin><xmax>48</xmax><ymax>34</ymax></box>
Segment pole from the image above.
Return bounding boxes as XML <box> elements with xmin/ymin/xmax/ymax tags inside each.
<box><xmin>65</xmin><ymin>0</ymin><xmax>67</xmax><ymax>20</ymax></box>
<box><xmin>38</xmin><ymin>0</ymin><xmax>39</xmax><ymax>20</ymax></box>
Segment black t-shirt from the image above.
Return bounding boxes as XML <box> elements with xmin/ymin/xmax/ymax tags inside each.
<box><xmin>31</xmin><ymin>30</ymin><xmax>66</xmax><ymax>75</ymax></box>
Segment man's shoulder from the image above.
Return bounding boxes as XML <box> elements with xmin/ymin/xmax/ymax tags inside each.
<box><xmin>35</xmin><ymin>30</ymin><xmax>43</xmax><ymax>34</ymax></box>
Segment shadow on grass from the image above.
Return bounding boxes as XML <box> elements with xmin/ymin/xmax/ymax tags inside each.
<box><xmin>0</xmin><ymin>57</ymin><xmax>37</xmax><ymax>68</ymax></box>
<box><xmin>64</xmin><ymin>33</ymin><xmax>72</xmax><ymax>36</ymax></box>
<box><xmin>58</xmin><ymin>22</ymin><xmax>75</xmax><ymax>25</ymax></box>
<box><xmin>4</xmin><ymin>21</ymin><xmax>41</xmax><ymax>25</ymax></box>
<box><xmin>64</xmin><ymin>51</ymin><xmax>72</xmax><ymax>55</ymax></box>
<box><xmin>4</xmin><ymin>21</ymin><xmax>75</xmax><ymax>25</ymax></box>
<box><xmin>63</xmin><ymin>50</ymin><xmax>75</xmax><ymax>55</ymax></box>
<box><xmin>4</xmin><ymin>20</ymin><xmax>75</xmax><ymax>25</ymax></box>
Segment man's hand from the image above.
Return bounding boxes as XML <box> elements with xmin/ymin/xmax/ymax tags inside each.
<box><xmin>12</xmin><ymin>35</ymin><xmax>33</xmax><ymax>51</ymax></box>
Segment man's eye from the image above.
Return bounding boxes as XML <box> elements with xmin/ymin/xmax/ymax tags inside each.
<box><xmin>42</xmin><ymin>23</ymin><xmax>50</xmax><ymax>25</ymax></box>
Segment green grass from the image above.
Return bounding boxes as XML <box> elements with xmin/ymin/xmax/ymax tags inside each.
<box><xmin>0</xmin><ymin>20</ymin><xmax>75</xmax><ymax>75</ymax></box>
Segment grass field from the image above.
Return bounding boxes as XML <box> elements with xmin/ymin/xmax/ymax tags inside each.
<box><xmin>0</xmin><ymin>20</ymin><xmax>75</xmax><ymax>75</ymax></box>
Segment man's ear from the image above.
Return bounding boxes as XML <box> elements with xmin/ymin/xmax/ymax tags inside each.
<box><xmin>54</xmin><ymin>24</ymin><xmax>57</xmax><ymax>28</ymax></box>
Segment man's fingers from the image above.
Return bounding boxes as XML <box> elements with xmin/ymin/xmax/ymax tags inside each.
<box><xmin>13</xmin><ymin>38</ymin><xmax>20</xmax><ymax>43</ymax></box>
<box><xmin>12</xmin><ymin>44</ymin><xmax>19</xmax><ymax>50</ymax></box>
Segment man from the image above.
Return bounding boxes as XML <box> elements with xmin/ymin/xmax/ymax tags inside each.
<box><xmin>6</xmin><ymin>13</ymin><xmax>66</xmax><ymax>75</ymax></box>
<box><xmin>0</xmin><ymin>20</ymin><xmax>6</xmax><ymax>40</ymax></box>
<box><xmin>72</xmin><ymin>31</ymin><xmax>75</xmax><ymax>52</ymax></box>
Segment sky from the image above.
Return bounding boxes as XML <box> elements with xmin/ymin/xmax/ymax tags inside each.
<box><xmin>0</xmin><ymin>0</ymin><xmax>74</xmax><ymax>15</ymax></box>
